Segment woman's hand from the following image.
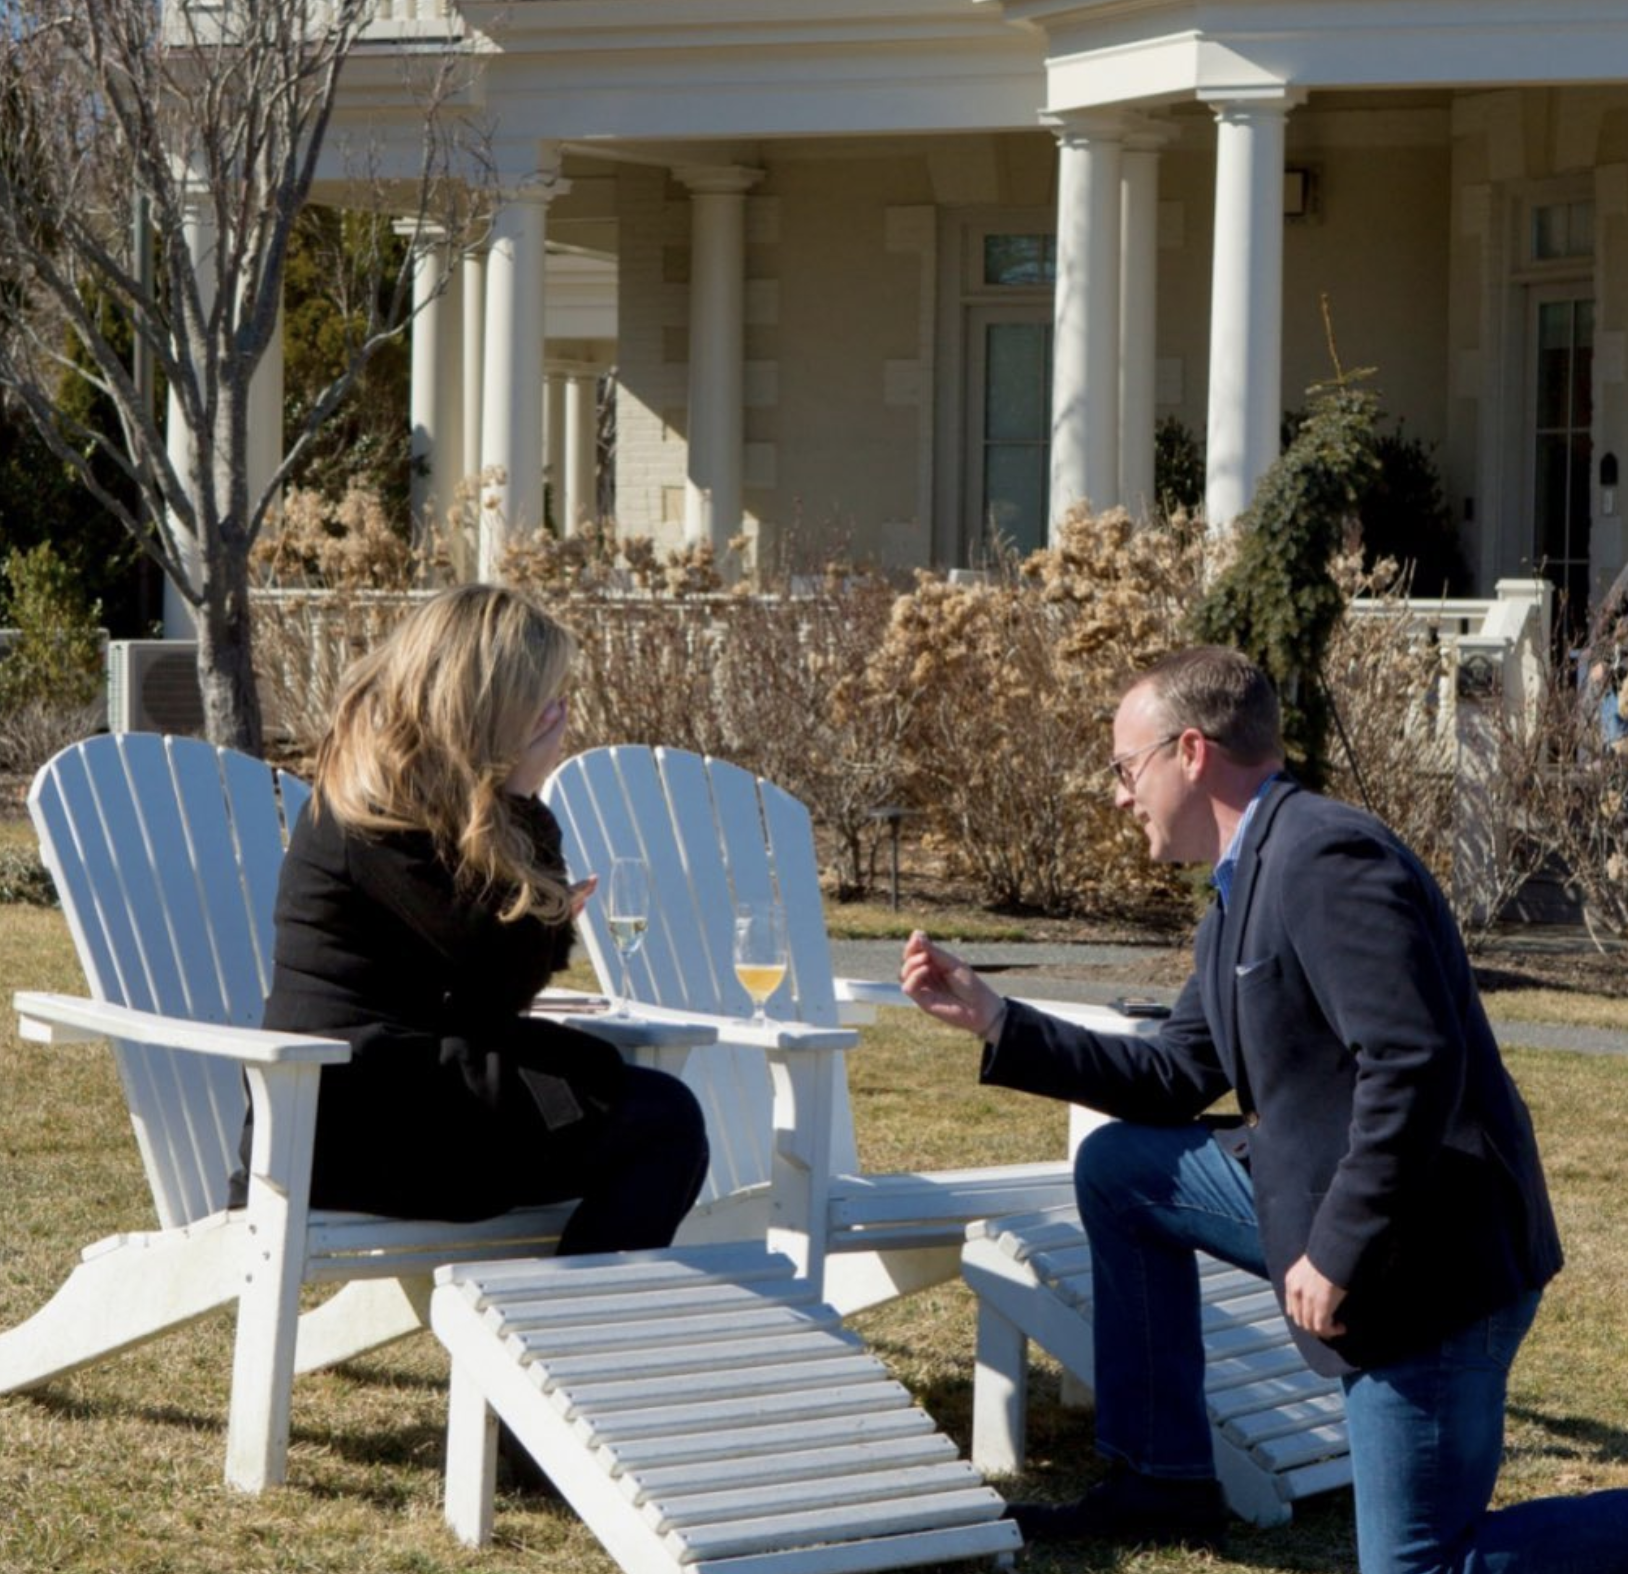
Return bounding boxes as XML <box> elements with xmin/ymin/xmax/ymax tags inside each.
<box><xmin>900</xmin><ymin>930</ymin><xmax>1007</xmax><ymax>1040</ymax></box>
<box><xmin>503</xmin><ymin>698</ymin><xmax>570</xmax><ymax>797</ymax></box>
<box><xmin>567</xmin><ymin>874</ymin><xmax>598</xmax><ymax>919</ymax></box>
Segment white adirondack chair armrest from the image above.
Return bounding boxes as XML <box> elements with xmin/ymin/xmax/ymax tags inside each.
<box><xmin>540</xmin><ymin>995</ymin><xmax>851</xmax><ymax>1054</ymax></box>
<box><xmin>1018</xmin><ymin>997</ymin><xmax>1167</xmax><ymax>1038</ymax></box>
<box><xmin>546</xmin><ymin>1001</ymin><xmax>721</xmax><ymax>1052</ymax></box>
<box><xmin>13</xmin><ymin>990</ymin><xmax>352</xmax><ymax>1066</ymax></box>
<box><xmin>834</xmin><ymin>976</ymin><xmax>909</xmax><ymax>1013</ymax></box>
<box><xmin>829</xmin><ymin>983</ymin><xmax>1168</xmax><ymax>1038</ymax></box>
<box><xmin>678</xmin><ymin>1012</ymin><xmax>858</xmax><ymax>1054</ymax></box>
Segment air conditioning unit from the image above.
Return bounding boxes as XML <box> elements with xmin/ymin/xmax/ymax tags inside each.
<box><xmin>107</xmin><ymin>640</ymin><xmax>206</xmax><ymax>735</ymax></box>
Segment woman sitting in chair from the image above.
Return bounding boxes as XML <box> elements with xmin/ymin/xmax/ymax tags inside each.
<box><xmin>231</xmin><ymin>583</ymin><xmax>709</xmax><ymax>1250</ymax></box>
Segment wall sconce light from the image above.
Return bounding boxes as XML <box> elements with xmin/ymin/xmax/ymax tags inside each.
<box><xmin>1284</xmin><ymin>166</ymin><xmax>1316</xmax><ymax>219</ymax></box>
<box><xmin>1602</xmin><ymin>451</ymin><xmax>1618</xmax><ymax>517</ymax></box>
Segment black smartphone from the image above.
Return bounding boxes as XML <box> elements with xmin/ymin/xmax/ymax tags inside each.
<box><xmin>1111</xmin><ymin>996</ymin><xmax>1173</xmax><ymax>1019</ymax></box>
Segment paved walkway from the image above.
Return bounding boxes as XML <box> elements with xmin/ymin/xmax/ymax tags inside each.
<box><xmin>828</xmin><ymin>939</ymin><xmax>1628</xmax><ymax>1058</ymax></box>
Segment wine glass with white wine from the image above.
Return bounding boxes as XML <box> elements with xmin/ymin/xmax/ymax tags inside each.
<box><xmin>606</xmin><ymin>857</ymin><xmax>651</xmax><ymax>1018</ymax></box>
<box><xmin>733</xmin><ymin>900</ymin><xmax>788</xmax><ymax>1027</ymax></box>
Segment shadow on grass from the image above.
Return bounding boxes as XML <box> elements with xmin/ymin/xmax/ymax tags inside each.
<box><xmin>325</xmin><ymin>1355</ymin><xmax>449</xmax><ymax>1394</ymax></box>
<box><xmin>1508</xmin><ymin>1403</ymin><xmax>1628</xmax><ymax>1464</ymax></box>
<box><xmin>20</xmin><ymin>1383</ymin><xmax>225</xmax><ymax>1436</ymax></box>
<box><xmin>15</xmin><ymin>1378</ymin><xmax>457</xmax><ymax>1510</ymax></box>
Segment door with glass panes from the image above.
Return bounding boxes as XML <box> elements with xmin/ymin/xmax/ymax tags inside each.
<box><xmin>1528</xmin><ymin>288</ymin><xmax>1594</xmax><ymax>640</ymax></box>
<box><xmin>965</xmin><ymin>305</ymin><xmax>1053</xmax><ymax>559</ymax></box>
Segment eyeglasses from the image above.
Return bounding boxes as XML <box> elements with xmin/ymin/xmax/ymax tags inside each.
<box><xmin>1107</xmin><ymin>733</ymin><xmax>1183</xmax><ymax>791</ymax></box>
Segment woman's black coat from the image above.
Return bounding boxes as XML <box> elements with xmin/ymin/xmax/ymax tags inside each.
<box><xmin>233</xmin><ymin>795</ymin><xmax>625</xmax><ymax>1220</ymax></box>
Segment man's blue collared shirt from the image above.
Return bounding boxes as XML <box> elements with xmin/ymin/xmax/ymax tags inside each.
<box><xmin>1212</xmin><ymin>774</ymin><xmax>1281</xmax><ymax>910</ymax></box>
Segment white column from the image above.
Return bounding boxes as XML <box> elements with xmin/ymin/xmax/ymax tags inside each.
<box><xmin>436</xmin><ymin>257</ymin><xmax>465</xmax><ymax>536</ymax></box>
<box><xmin>564</xmin><ymin>370</ymin><xmax>597</xmax><ymax>534</ymax></box>
<box><xmin>480</xmin><ymin>165</ymin><xmax>565</xmax><ymax>579</ymax></box>
<box><xmin>408</xmin><ymin>235</ymin><xmax>466</xmax><ymax>547</ymax></box>
<box><xmin>1119</xmin><ymin>123</ymin><xmax>1172</xmax><ymax>518</ymax></box>
<box><xmin>404</xmin><ymin>226</ymin><xmax>444</xmax><ymax>539</ymax></box>
<box><xmin>676</xmin><ymin>164</ymin><xmax>762</xmax><ymax>552</ymax></box>
<box><xmin>1047</xmin><ymin>112</ymin><xmax>1123</xmax><ymax>533</ymax></box>
<box><xmin>543</xmin><ymin>370</ymin><xmax>566</xmax><ymax>531</ymax></box>
<box><xmin>164</xmin><ymin>190</ymin><xmax>213</xmax><ymax>637</ymax></box>
<box><xmin>462</xmin><ymin>244</ymin><xmax>485</xmax><ymax>506</ymax></box>
<box><xmin>1203</xmin><ymin>92</ymin><xmax>1293</xmax><ymax>531</ymax></box>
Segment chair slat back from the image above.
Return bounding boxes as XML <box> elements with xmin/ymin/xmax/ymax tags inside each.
<box><xmin>545</xmin><ymin>747</ymin><xmax>862</xmax><ymax>1191</ymax></box>
<box><xmin>29</xmin><ymin>735</ymin><xmax>303</xmax><ymax>1229</ymax></box>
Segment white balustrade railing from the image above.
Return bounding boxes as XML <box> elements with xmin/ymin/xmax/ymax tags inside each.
<box><xmin>1378</xmin><ymin>578</ymin><xmax>1554</xmax><ymax>920</ymax></box>
<box><xmin>356</xmin><ymin>0</ymin><xmax>457</xmax><ymax>30</ymax></box>
<box><xmin>170</xmin><ymin>0</ymin><xmax>461</xmax><ymax>41</ymax></box>
<box><xmin>1348</xmin><ymin>579</ymin><xmax>1553</xmax><ymax>744</ymax></box>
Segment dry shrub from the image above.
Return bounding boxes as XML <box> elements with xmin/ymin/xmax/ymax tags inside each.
<box><xmin>247</xmin><ymin>494</ymin><xmax>1610</xmax><ymax>930</ymax></box>
<box><xmin>253</xmin><ymin>483</ymin><xmax>417</xmax><ymax>590</ymax></box>
<box><xmin>502</xmin><ymin>528</ymin><xmax>911</xmax><ymax>895</ymax></box>
<box><xmin>1512</xmin><ymin>666</ymin><xmax>1628</xmax><ymax>942</ymax></box>
<box><xmin>1321</xmin><ymin>554</ymin><xmax>1563</xmax><ymax>940</ymax></box>
<box><xmin>250</xmin><ymin>484</ymin><xmax>430</xmax><ymax>758</ymax></box>
<box><xmin>560</xmin><ymin>598</ymin><xmax>731</xmax><ymax>759</ymax></box>
<box><xmin>1321</xmin><ymin>553</ymin><xmax>1459</xmax><ymax>891</ymax></box>
<box><xmin>503</xmin><ymin>530</ymin><xmax>734</xmax><ymax>761</ymax></box>
<box><xmin>872</xmin><ymin>506</ymin><xmax>1205</xmax><ymax>920</ymax></box>
<box><xmin>711</xmin><ymin>578</ymin><xmax>905</xmax><ymax>897</ymax></box>
<box><xmin>0</xmin><ymin>696</ymin><xmax>105</xmax><ymax>777</ymax></box>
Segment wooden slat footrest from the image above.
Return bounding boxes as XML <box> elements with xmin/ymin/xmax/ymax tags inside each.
<box><xmin>432</xmin><ymin>1243</ymin><xmax>1021</xmax><ymax>1574</ymax></box>
<box><xmin>962</xmin><ymin>1216</ymin><xmax>1353</xmax><ymax>1530</ymax></box>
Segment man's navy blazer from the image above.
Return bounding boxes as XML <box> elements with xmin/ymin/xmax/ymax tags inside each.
<box><xmin>983</xmin><ymin>778</ymin><xmax>1563</xmax><ymax>1376</ymax></box>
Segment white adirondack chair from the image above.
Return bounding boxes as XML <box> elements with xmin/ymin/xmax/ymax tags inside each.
<box><xmin>544</xmin><ymin>745</ymin><xmax>1128</xmax><ymax>1314</ymax></box>
<box><xmin>963</xmin><ymin>1203</ymin><xmax>1353</xmax><ymax>1527</ymax></box>
<box><xmin>0</xmin><ymin>733</ymin><xmax>723</xmax><ymax>1493</ymax></box>
<box><xmin>3</xmin><ymin>733</ymin><xmax>1022</xmax><ymax>1572</ymax></box>
<box><xmin>546</xmin><ymin>746</ymin><xmax>1353</xmax><ymax>1527</ymax></box>
<box><xmin>962</xmin><ymin>1102</ymin><xmax>1353</xmax><ymax>1526</ymax></box>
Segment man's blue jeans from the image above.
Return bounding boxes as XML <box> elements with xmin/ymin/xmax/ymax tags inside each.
<box><xmin>1073</xmin><ymin>1121</ymin><xmax>1628</xmax><ymax>1574</ymax></box>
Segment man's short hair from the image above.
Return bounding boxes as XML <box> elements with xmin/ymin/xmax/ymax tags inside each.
<box><xmin>1128</xmin><ymin>647</ymin><xmax>1284</xmax><ymax>765</ymax></box>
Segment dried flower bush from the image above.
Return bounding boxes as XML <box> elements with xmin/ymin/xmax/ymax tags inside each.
<box><xmin>247</xmin><ymin>489</ymin><xmax>1606</xmax><ymax>929</ymax></box>
<box><xmin>501</xmin><ymin>528</ymin><xmax>734</xmax><ymax>761</ymax></box>
<box><xmin>250</xmin><ymin>484</ymin><xmax>430</xmax><ymax>759</ymax></box>
<box><xmin>1505</xmin><ymin>664</ymin><xmax>1628</xmax><ymax>943</ymax></box>
<box><xmin>1320</xmin><ymin>553</ymin><xmax>1566</xmax><ymax>942</ymax></box>
<box><xmin>710</xmin><ymin>578</ymin><xmax>906</xmax><ymax>898</ymax></box>
<box><xmin>870</xmin><ymin>506</ymin><xmax>1206</xmax><ymax>920</ymax></box>
<box><xmin>504</xmin><ymin>527</ymin><xmax>909</xmax><ymax>895</ymax></box>
<box><xmin>1320</xmin><ymin>552</ymin><xmax>1459</xmax><ymax>889</ymax></box>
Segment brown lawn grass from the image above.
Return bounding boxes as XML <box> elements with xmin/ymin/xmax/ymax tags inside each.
<box><xmin>2</xmin><ymin>902</ymin><xmax>1626</xmax><ymax>1574</ymax></box>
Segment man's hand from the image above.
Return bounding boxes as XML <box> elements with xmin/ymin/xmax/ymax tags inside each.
<box><xmin>1284</xmin><ymin>1254</ymin><xmax>1348</xmax><ymax>1339</ymax></box>
<box><xmin>900</xmin><ymin>931</ymin><xmax>1007</xmax><ymax>1040</ymax></box>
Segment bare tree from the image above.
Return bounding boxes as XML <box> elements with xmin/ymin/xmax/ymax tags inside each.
<box><xmin>0</xmin><ymin>0</ymin><xmax>485</xmax><ymax>749</ymax></box>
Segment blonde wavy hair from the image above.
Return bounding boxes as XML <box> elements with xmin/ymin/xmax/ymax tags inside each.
<box><xmin>313</xmin><ymin>584</ymin><xmax>578</xmax><ymax>923</ymax></box>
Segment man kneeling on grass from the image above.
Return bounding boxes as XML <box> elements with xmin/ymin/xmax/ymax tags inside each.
<box><xmin>902</xmin><ymin>645</ymin><xmax>1628</xmax><ymax>1574</ymax></box>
